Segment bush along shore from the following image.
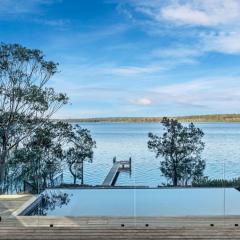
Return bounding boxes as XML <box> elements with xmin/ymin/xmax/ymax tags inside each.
<box><xmin>192</xmin><ymin>177</ymin><xmax>240</xmax><ymax>188</ymax></box>
<box><xmin>56</xmin><ymin>114</ymin><xmax>240</xmax><ymax>123</ymax></box>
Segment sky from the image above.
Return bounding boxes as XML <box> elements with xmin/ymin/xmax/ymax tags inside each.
<box><xmin>1</xmin><ymin>0</ymin><xmax>240</xmax><ymax>118</ymax></box>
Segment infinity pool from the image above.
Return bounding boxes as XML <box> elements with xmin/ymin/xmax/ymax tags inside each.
<box><xmin>23</xmin><ymin>188</ymin><xmax>240</xmax><ymax>217</ymax></box>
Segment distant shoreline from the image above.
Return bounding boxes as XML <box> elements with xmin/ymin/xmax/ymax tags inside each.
<box><xmin>54</xmin><ymin>114</ymin><xmax>240</xmax><ymax>123</ymax></box>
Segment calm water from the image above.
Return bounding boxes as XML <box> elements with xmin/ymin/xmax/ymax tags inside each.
<box><xmin>31</xmin><ymin>188</ymin><xmax>240</xmax><ymax>216</ymax></box>
<box><xmin>63</xmin><ymin>122</ymin><xmax>240</xmax><ymax>187</ymax></box>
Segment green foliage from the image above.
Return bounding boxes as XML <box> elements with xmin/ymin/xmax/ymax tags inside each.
<box><xmin>65</xmin><ymin>125</ymin><xmax>96</xmax><ymax>184</ymax></box>
<box><xmin>0</xmin><ymin>43</ymin><xmax>68</xmax><ymax>187</ymax></box>
<box><xmin>9</xmin><ymin>121</ymin><xmax>70</xmax><ymax>190</ymax></box>
<box><xmin>0</xmin><ymin>43</ymin><xmax>97</xmax><ymax>193</ymax></box>
<box><xmin>192</xmin><ymin>177</ymin><xmax>240</xmax><ymax>188</ymax></box>
<box><xmin>148</xmin><ymin>117</ymin><xmax>205</xmax><ymax>186</ymax></box>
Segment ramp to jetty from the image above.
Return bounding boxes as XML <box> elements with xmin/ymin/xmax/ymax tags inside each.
<box><xmin>102</xmin><ymin>157</ymin><xmax>131</xmax><ymax>186</ymax></box>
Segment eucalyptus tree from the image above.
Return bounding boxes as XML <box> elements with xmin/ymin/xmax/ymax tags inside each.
<box><xmin>148</xmin><ymin>117</ymin><xmax>205</xmax><ymax>186</ymax></box>
<box><xmin>66</xmin><ymin>125</ymin><xmax>96</xmax><ymax>185</ymax></box>
<box><xmin>0</xmin><ymin>43</ymin><xmax>68</xmax><ymax>187</ymax></box>
<box><xmin>10</xmin><ymin>121</ymin><xmax>71</xmax><ymax>191</ymax></box>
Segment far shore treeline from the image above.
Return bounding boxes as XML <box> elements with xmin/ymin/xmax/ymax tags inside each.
<box><xmin>55</xmin><ymin>114</ymin><xmax>240</xmax><ymax>123</ymax></box>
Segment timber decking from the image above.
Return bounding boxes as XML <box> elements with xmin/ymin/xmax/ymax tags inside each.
<box><xmin>1</xmin><ymin>226</ymin><xmax>240</xmax><ymax>239</ymax></box>
<box><xmin>0</xmin><ymin>194</ymin><xmax>32</xmax><ymax>218</ymax></box>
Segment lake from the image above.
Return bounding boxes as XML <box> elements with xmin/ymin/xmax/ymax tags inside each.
<box><xmin>63</xmin><ymin>122</ymin><xmax>240</xmax><ymax>187</ymax></box>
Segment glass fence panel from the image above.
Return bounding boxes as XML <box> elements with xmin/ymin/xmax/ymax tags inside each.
<box><xmin>223</xmin><ymin>123</ymin><xmax>240</xmax><ymax>226</ymax></box>
<box><xmin>2</xmin><ymin>121</ymin><xmax>240</xmax><ymax>228</ymax></box>
<box><xmin>132</xmin><ymin>121</ymin><xmax>229</xmax><ymax>227</ymax></box>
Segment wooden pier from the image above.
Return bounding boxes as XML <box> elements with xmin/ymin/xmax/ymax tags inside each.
<box><xmin>102</xmin><ymin>157</ymin><xmax>131</xmax><ymax>186</ymax></box>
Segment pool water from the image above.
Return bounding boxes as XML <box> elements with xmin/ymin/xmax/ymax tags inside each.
<box><xmin>26</xmin><ymin>188</ymin><xmax>240</xmax><ymax>217</ymax></box>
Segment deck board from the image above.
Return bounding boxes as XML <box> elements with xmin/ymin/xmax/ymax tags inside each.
<box><xmin>1</xmin><ymin>227</ymin><xmax>240</xmax><ymax>239</ymax></box>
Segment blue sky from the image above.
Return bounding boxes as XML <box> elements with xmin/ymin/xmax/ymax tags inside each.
<box><xmin>1</xmin><ymin>0</ymin><xmax>240</xmax><ymax>118</ymax></box>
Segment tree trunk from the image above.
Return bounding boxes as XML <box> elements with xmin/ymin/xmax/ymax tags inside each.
<box><xmin>69</xmin><ymin>164</ymin><xmax>77</xmax><ymax>184</ymax></box>
<box><xmin>81</xmin><ymin>161</ymin><xmax>84</xmax><ymax>185</ymax></box>
<box><xmin>0</xmin><ymin>130</ymin><xmax>8</xmax><ymax>186</ymax></box>
<box><xmin>172</xmin><ymin>155</ymin><xmax>178</xmax><ymax>187</ymax></box>
<box><xmin>73</xmin><ymin>176</ymin><xmax>76</xmax><ymax>184</ymax></box>
<box><xmin>173</xmin><ymin>174</ymin><xmax>178</xmax><ymax>186</ymax></box>
<box><xmin>0</xmin><ymin>151</ymin><xmax>7</xmax><ymax>187</ymax></box>
<box><xmin>173</xmin><ymin>163</ymin><xmax>178</xmax><ymax>186</ymax></box>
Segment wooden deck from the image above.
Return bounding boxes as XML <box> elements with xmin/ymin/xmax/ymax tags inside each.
<box><xmin>102</xmin><ymin>158</ymin><xmax>131</xmax><ymax>186</ymax></box>
<box><xmin>2</xmin><ymin>195</ymin><xmax>240</xmax><ymax>239</ymax></box>
<box><xmin>0</xmin><ymin>194</ymin><xmax>32</xmax><ymax>218</ymax></box>
<box><xmin>2</xmin><ymin>226</ymin><xmax>240</xmax><ymax>239</ymax></box>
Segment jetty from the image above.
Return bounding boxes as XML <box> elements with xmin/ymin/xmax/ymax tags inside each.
<box><xmin>102</xmin><ymin>157</ymin><xmax>132</xmax><ymax>186</ymax></box>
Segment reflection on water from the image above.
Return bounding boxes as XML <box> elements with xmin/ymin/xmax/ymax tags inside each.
<box><xmin>28</xmin><ymin>188</ymin><xmax>240</xmax><ymax>217</ymax></box>
<box><xmin>29</xmin><ymin>190</ymin><xmax>72</xmax><ymax>216</ymax></box>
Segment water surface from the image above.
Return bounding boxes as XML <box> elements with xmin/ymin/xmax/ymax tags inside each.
<box><xmin>63</xmin><ymin>122</ymin><xmax>240</xmax><ymax>186</ymax></box>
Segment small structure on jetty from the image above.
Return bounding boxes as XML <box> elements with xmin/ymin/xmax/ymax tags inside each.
<box><xmin>102</xmin><ymin>157</ymin><xmax>132</xmax><ymax>186</ymax></box>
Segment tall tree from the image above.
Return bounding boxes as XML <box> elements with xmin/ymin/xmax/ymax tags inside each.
<box><xmin>9</xmin><ymin>121</ymin><xmax>70</xmax><ymax>191</ymax></box>
<box><xmin>0</xmin><ymin>43</ymin><xmax>68</xmax><ymax>187</ymax></box>
<box><xmin>148</xmin><ymin>117</ymin><xmax>205</xmax><ymax>186</ymax></box>
<box><xmin>66</xmin><ymin>125</ymin><xmax>96</xmax><ymax>185</ymax></box>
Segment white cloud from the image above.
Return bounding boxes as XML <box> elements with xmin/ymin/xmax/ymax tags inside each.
<box><xmin>130</xmin><ymin>0</ymin><xmax>240</xmax><ymax>27</ymax></box>
<box><xmin>130</xmin><ymin>98</ymin><xmax>152</xmax><ymax>106</ymax></box>
<box><xmin>153</xmin><ymin>47</ymin><xmax>202</xmax><ymax>59</ymax></box>
<box><xmin>162</xmin><ymin>4</ymin><xmax>210</xmax><ymax>26</ymax></box>
<box><xmin>203</xmin><ymin>32</ymin><xmax>240</xmax><ymax>54</ymax></box>
<box><xmin>0</xmin><ymin>0</ymin><xmax>57</xmax><ymax>15</ymax></box>
<box><xmin>0</xmin><ymin>0</ymin><xmax>68</xmax><ymax>28</ymax></box>
<box><xmin>33</xmin><ymin>18</ymin><xmax>70</xmax><ymax>27</ymax></box>
<box><xmin>125</xmin><ymin>0</ymin><xmax>240</xmax><ymax>55</ymax></box>
<box><xmin>161</xmin><ymin>0</ymin><xmax>240</xmax><ymax>27</ymax></box>
<box><xmin>150</xmin><ymin>77</ymin><xmax>240</xmax><ymax>111</ymax></box>
<box><xmin>106</xmin><ymin>65</ymin><xmax>164</xmax><ymax>76</ymax></box>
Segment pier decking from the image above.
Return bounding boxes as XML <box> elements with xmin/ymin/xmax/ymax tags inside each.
<box><xmin>102</xmin><ymin>157</ymin><xmax>131</xmax><ymax>186</ymax></box>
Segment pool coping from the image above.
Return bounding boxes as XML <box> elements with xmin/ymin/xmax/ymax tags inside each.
<box><xmin>12</xmin><ymin>195</ymin><xmax>39</xmax><ymax>217</ymax></box>
<box><xmin>10</xmin><ymin>215</ymin><xmax>240</xmax><ymax>228</ymax></box>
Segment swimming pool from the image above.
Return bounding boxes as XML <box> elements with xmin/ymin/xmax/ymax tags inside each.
<box><xmin>21</xmin><ymin>188</ymin><xmax>240</xmax><ymax>217</ymax></box>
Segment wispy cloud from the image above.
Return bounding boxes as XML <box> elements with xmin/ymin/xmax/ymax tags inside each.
<box><xmin>104</xmin><ymin>65</ymin><xmax>165</xmax><ymax>76</ymax></box>
<box><xmin>130</xmin><ymin>97</ymin><xmax>152</xmax><ymax>106</ymax></box>
<box><xmin>0</xmin><ymin>0</ymin><xmax>67</xmax><ymax>29</ymax></box>
<box><xmin>152</xmin><ymin>47</ymin><xmax>201</xmax><ymax>59</ymax></box>
<box><xmin>129</xmin><ymin>0</ymin><xmax>240</xmax><ymax>28</ymax></box>
<box><xmin>33</xmin><ymin>18</ymin><xmax>70</xmax><ymax>27</ymax></box>
<box><xmin>121</xmin><ymin>0</ymin><xmax>240</xmax><ymax>55</ymax></box>
<box><xmin>203</xmin><ymin>32</ymin><xmax>240</xmax><ymax>54</ymax></box>
<box><xmin>0</xmin><ymin>0</ymin><xmax>58</xmax><ymax>16</ymax></box>
<box><xmin>149</xmin><ymin>77</ymin><xmax>240</xmax><ymax>111</ymax></box>
<box><xmin>160</xmin><ymin>0</ymin><xmax>240</xmax><ymax>27</ymax></box>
